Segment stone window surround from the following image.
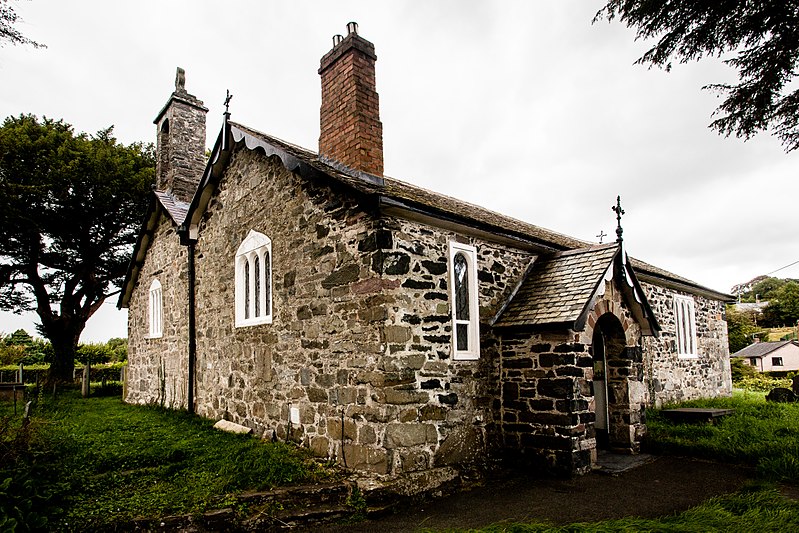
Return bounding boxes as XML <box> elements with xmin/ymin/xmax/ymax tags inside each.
<box><xmin>235</xmin><ymin>229</ymin><xmax>273</xmax><ymax>328</ymax></box>
<box><xmin>448</xmin><ymin>241</ymin><xmax>480</xmax><ymax>360</ymax></box>
<box><xmin>673</xmin><ymin>294</ymin><xmax>698</xmax><ymax>358</ymax></box>
<box><xmin>148</xmin><ymin>279</ymin><xmax>163</xmax><ymax>339</ymax></box>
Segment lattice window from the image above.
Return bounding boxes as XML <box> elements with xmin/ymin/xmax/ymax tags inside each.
<box><xmin>235</xmin><ymin>230</ymin><xmax>273</xmax><ymax>327</ymax></box>
<box><xmin>148</xmin><ymin>279</ymin><xmax>163</xmax><ymax>338</ymax></box>
<box><xmin>449</xmin><ymin>242</ymin><xmax>479</xmax><ymax>360</ymax></box>
<box><xmin>673</xmin><ymin>294</ymin><xmax>697</xmax><ymax>357</ymax></box>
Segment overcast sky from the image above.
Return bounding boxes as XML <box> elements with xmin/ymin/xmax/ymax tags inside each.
<box><xmin>2</xmin><ymin>1</ymin><xmax>797</xmax><ymax>342</ymax></box>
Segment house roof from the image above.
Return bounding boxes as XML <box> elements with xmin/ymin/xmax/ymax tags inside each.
<box><xmin>731</xmin><ymin>340</ymin><xmax>799</xmax><ymax>359</ymax></box>
<box><xmin>733</xmin><ymin>302</ymin><xmax>769</xmax><ymax>313</ymax></box>
<box><xmin>186</xmin><ymin>122</ymin><xmax>589</xmax><ymax>253</ymax></box>
<box><xmin>119</xmin><ymin>118</ymin><xmax>733</xmax><ymax>308</ymax></box>
<box><xmin>492</xmin><ymin>243</ymin><xmax>659</xmax><ymax>335</ymax></box>
<box><xmin>154</xmin><ymin>191</ymin><xmax>190</xmax><ymax>223</ymax></box>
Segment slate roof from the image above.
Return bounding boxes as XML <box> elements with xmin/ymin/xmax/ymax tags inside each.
<box><xmin>220</xmin><ymin>122</ymin><xmax>588</xmax><ymax>251</ymax></box>
<box><xmin>222</xmin><ymin>123</ymin><xmax>731</xmax><ymax>301</ymax></box>
<box><xmin>120</xmin><ymin>118</ymin><xmax>733</xmax><ymax>308</ymax></box>
<box><xmin>154</xmin><ymin>190</ymin><xmax>190</xmax><ymax>223</ymax></box>
<box><xmin>494</xmin><ymin>244</ymin><xmax>619</xmax><ymax>328</ymax></box>
<box><xmin>731</xmin><ymin>340</ymin><xmax>799</xmax><ymax>359</ymax></box>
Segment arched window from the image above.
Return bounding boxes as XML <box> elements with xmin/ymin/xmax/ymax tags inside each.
<box><xmin>673</xmin><ymin>294</ymin><xmax>697</xmax><ymax>357</ymax></box>
<box><xmin>448</xmin><ymin>242</ymin><xmax>479</xmax><ymax>360</ymax></box>
<box><xmin>148</xmin><ymin>279</ymin><xmax>163</xmax><ymax>338</ymax></box>
<box><xmin>235</xmin><ymin>230</ymin><xmax>273</xmax><ymax>327</ymax></box>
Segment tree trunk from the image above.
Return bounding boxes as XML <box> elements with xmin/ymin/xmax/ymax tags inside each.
<box><xmin>47</xmin><ymin>329</ymin><xmax>81</xmax><ymax>384</ymax></box>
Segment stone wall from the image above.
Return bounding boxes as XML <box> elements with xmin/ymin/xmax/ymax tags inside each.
<box><xmin>498</xmin><ymin>277</ymin><xmax>649</xmax><ymax>474</ymax></box>
<box><xmin>190</xmin><ymin>148</ymin><xmax>534</xmax><ymax>475</ymax></box>
<box><xmin>498</xmin><ymin>329</ymin><xmax>595</xmax><ymax>474</ymax></box>
<box><xmin>641</xmin><ymin>282</ymin><xmax>732</xmax><ymax>406</ymax></box>
<box><xmin>126</xmin><ymin>211</ymin><xmax>190</xmax><ymax>408</ymax></box>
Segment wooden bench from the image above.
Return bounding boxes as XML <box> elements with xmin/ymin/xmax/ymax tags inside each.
<box><xmin>660</xmin><ymin>408</ymin><xmax>735</xmax><ymax>424</ymax></box>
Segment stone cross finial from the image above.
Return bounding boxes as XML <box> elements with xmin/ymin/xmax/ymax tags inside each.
<box><xmin>612</xmin><ymin>195</ymin><xmax>625</xmax><ymax>243</ymax></box>
<box><xmin>224</xmin><ymin>89</ymin><xmax>233</xmax><ymax>115</ymax></box>
<box><xmin>175</xmin><ymin>67</ymin><xmax>186</xmax><ymax>93</ymax></box>
<box><xmin>596</xmin><ymin>230</ymin><xmax>607</xmax><ymax>244</ymax></box>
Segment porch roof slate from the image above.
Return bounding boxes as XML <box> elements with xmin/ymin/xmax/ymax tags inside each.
<box><xmin>494</xmin><ymin>244</ymin><xmax>619</xmax><ymax>328</ymax></box>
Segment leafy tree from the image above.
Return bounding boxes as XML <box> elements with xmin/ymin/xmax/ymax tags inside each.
<box><xmin>730</xmin><ymin>356</ymin><xmax>756</xmax><ymax>382</ymax></box>
<box><xmin>0</xmin><ymin>0</ymin><xmax>45</xmax><ymax>48</ymax></box>
<box><xmin>106</xmin><ymin>337</ymin><xmax>127</xmax><ymax>362</ymax></box>
<box><xmin>5</xmin><ymin>328</ymin><xmax>32</xmax><ymax>347</ymax></box>
<box><xmin>726</xmin><ymin>305</ymin><xmax>767</xmax><ymax>353</ymax></box>
<box><xmin>75</xmin><ymin>342</ymin><xmax>112</xmax><ymax>365</ymax></box>
<box><xmin>596</xmin><ymin>1</ymin><xmax>799</xmax><ymax>152</ymax></box>
<box><xmin>762</xmin><ymin>281</ymin><xmax>799</xmax><ymax>327</ymax></box>
<box><xmin>0</xmin><ymin>115</ymin><xmax>153</xmax><ymax>383</ymax></box>
<box><xmin>743</xmin><ymin>277</ymin><xmax>787</xmax><ymax>303</ymax></box>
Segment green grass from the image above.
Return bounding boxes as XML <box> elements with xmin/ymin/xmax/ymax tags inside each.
<box><xmin>1</xmin><ymin>389</ymin><xmax>332</xmax><ymax>530</ymax></box>
<box><xmin>645</xmin><ymin>391</ymin><xmax>799</xmax><ymax>483</ymax></box>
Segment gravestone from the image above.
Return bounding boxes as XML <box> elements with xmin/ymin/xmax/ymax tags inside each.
<box><xmin>766</xmin><ymin>387</ymin><xmax>797</xmax><ymax>403</ymax></box>
<box><xmin>792</xmin><ymin>375</ymin><xmax>799</xmax><ymax>396</ymax></box>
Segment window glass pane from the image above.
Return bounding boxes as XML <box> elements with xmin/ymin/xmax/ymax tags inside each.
<box><xmin>254</xmin><ymin>255</ymin><xmax>261</xmax><ymax>317</ymax></box>
<box><xmin>454</xmin><ymin>253</ymin><xmax>469</xmax><ymax>320</ymax></box>
<box><xmin>456</xmin><ymin>323</ymin><xmax>469</xmax><ymax>351</ymax></box>
<box><xmin>244</xmin><ymin>260</ymin><xmax>251</xmax><ymax>320</ymax></box>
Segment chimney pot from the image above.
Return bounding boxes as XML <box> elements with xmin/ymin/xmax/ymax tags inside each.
<box><xmin>347</xmin><ymin>21</ymin><xmax>358</xmax><ymax>35</ymax></box>
<box><xmin>333</xmin><ymin>34</ymin><xmax>343</xmax><ymax>46</ymax></box>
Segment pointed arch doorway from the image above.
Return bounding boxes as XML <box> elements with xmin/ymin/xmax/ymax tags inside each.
<box><xmin>591</xmin><ymin>313</ymin><xmax>629</xmax><ymax>450</ymax></box>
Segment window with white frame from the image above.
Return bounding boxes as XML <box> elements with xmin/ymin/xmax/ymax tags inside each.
<box><xmin>673</xmin><ymin>294</ymin><xmax>697</xmax><ymax>357</ymax></box>
<box><xmin>772</xmin><ymin>357</ymin><xmax>783</xmax><ymax>367</ymax></box>
<box><xmin>148</xmin><ymin>279</ymin><xmax>163</xmax><ymax>338</ymax></box>
<box><xmin>235</xmin><ymin>230</ymin><xmax>272</xmax><ymax>327</ymax></box>
<box><xmin>448</xmin><ymin>241</ymin><xmax>479</xmax><ymax>360</ymax></box>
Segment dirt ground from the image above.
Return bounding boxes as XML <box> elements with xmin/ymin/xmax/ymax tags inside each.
<box><xmin>312</xmin><ymin>456</ymin><xmax>754</xmax><ymax>532</ymax></box>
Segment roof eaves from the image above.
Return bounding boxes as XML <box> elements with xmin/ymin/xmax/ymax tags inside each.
<box><xmin>378</xmin><ymin>196</ymin><xmax>569</xmax><ymax>254</ymax></box>
<box><xmin>118</xmin><ymin>194</ymin><xmax>163</xmax><ymax>308</ymax></box>
<box><xmin>631</xmin><ymin>258</ymin><xmax>734</xmax><ymax>302</ymax></box>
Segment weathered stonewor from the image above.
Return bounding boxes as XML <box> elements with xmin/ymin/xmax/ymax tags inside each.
<box><xmin>126</xmin><ymin>210</ymin><xmax>190</xmax><ymax>410</ymax></box>
<box><xmin>183</xmin><ymin>148</ymin><xmax>532</xmax><ymax>476</ymax></box>
<box><xmin>640</xmin><ymin>283</ymin><xmax>732</xmax><ymax>406</ymax></box>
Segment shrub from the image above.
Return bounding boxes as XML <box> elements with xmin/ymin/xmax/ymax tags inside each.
<box><xmin>735</xmin><ymin>372</ymin><xmax>793</xmax><ymax>392</ymax></box>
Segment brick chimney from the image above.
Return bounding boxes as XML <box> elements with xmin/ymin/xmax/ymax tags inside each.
<box><xmin>153</xmin><ymin>67</ymin><xmax>208</xmax><ymax>202</ymax></box>
<box><xmin>319</xmin><ymin>22</ymin><xmax>383</xmax><ymax>177</ymax></box>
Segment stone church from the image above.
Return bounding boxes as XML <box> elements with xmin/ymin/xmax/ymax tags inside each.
<box><xmin>119</xmin><ymin>23</ymin><xmax>732</xmax><ymax>477</ymax></box>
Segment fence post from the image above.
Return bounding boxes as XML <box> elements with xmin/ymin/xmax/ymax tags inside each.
<box><xmin>18</xmin><ymin>363</ymin><xmax>23</xmax><ymax>384</ymax></box>
<box><xmin>81</xmin><ymin>365</ymin><xmax>90</xmax><ymax>398</ymax></box>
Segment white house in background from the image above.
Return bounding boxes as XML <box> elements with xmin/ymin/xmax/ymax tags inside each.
<box><xmin>732</xmin><ymin>340</ymin><xmax>799</xmax><ymax>372</ymax></box>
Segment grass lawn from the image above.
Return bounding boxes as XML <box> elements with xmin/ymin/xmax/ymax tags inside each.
<box><xmin>1</xmin><ymin>388</ymin><xmax>332</xmax><ymax>531</ymax></box>
<box><xmin>645</xmin><ymin>391</ymin><xmax>799</xmax><ymax>483</ymax></box>
<box><xmin>5</xmin><ymin>387</ymin><xmax>799</xmax><ymax>532</ymax></box>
